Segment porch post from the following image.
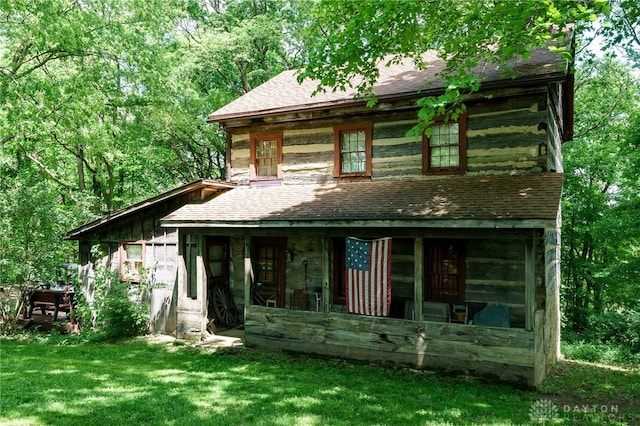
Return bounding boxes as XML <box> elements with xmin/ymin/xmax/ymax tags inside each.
<box><xmin>414</xmin><ymin>237</ymin><xmax>423</xmax><ymax>321</ymax></box>
<box><xmin>244</xmin><ymin>236</ymin><xmax>252</xmax><ymax>311</ymax></box>
<box><xmin>196</xmin><ymin>235</ymin><xmax>207</xmax><ymax>338</ymax></box>
<box><xmin>524</xmin><ymin>235</ymin><xmax>535</xmax><ymax>331</ymax></box>
<box><xmin>176</xmin><ymin>231</ymin><xmax>186</xmax><ymax>302</ymax></box>
<box><xmin>322</xmin><ymin>237</ymin><xmax>330</xmax><ymax>313</ymax></box>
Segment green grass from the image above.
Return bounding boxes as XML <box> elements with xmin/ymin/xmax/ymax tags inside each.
<box><xmin>1</xmin><ymin>337</ymin><xmax>638</xmax><ymax>426</ymax></box>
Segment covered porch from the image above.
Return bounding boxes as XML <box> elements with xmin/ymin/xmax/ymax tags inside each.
<box><xmin>161</xmin><ymin>175</ymin><xmax>562</xmax><ymax>385</ymax></box>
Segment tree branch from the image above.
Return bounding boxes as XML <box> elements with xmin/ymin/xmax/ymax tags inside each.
<box><xmin>16</xmin><ymin>142</ymin><xmax>72</xmax><ymax>191</ymax></box>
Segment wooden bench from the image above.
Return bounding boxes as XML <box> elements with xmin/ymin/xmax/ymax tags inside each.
<box><xmin>28</xmin><ymin>290</ymin><xmax>74</xmax><ymax>322</ymax></box>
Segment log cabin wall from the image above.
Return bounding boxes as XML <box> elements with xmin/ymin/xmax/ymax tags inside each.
<box><xmin>244</xmin><ymin>306</ymin><xmax>540</xmax><ymax>385</ymax></box>
<box><xmin>543</xmin><ymin>217</ymin><xmax>562</xmax><ymax>371</ymax></box>
<box><xmin>232</xmin><ymin>231</ymin><xmax>549</xmax><ymax>384</ymax></box>
<box><xmin>226</xmin><ymin>88</ymin><xmax>552</xmax><ymax>184</ymax></box>
<box><xmin>466</xmin><ymin>239</ymin><xmax>527</xmax><ymax>327</ymax></box>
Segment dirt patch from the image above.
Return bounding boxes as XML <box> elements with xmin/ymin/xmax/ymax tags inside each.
<box><xmin>536</xmin><ymin>360</ymin><xmax>640</xmax><ymax>422</ymax></box>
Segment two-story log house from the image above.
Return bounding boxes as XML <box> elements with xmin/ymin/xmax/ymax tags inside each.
<box><xmin>68</xmin><ymin>48</ymin><xmax>572</xmax><ymax>385</ymax></box>
<box><xmin>164</xmin><ymin>48</ymin><xmax>571</xmax><ymax>385</ymax></box>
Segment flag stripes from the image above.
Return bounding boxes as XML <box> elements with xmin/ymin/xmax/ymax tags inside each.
<box><xmin>345</xmin><ymin>237</ymin><xmax>392</xmax><ymax>317</ymax></box>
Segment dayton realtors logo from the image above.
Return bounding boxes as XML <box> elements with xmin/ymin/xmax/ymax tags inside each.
<box><xmin>529</xmin><ymin>399</ymin><xmax>639</xmax><ymax>424</ymax></box>
<box><xmin>529</xmin><ymin>399</ymin><xmax>560</xmax><ymax>422</ymax></box>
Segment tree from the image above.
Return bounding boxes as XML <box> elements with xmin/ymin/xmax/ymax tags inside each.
<box><xmin>562</xmin><ymin>56</ymin><xmax>640</xmax><ymax>330</ymax></box>
<box><xmin>299</xmin><ymin>0</ymin><xmax>610</xmax><ymax>130</ymax></box>
<box><xmin>147</xmin><ymin>0</ymin><xmax>309</xmax><ymax>182</ymax></box>
<box><xmin>0</xmin><ymin>0</ymin><xmax>309</xmax><ymax>288</ymax></box>
<box><xmin>1</xmin><ymin>0</ymin><xmax>188</xmax><ymax>210</ymax></box>
<box><xmin>596</xmin><ymin>0</ymin><xmax>640</xmax><ymax>64</ymax></box>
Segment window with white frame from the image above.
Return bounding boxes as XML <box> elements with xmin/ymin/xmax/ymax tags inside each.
<box><xmin>120</xmin><ymin>241</ymin><xmax>145</xmax><ymax>282</ymax></box>
<box><xmin>422</xmin><ymin>115</ymin><xmax>467</xmax><ymax>175</ymax></box>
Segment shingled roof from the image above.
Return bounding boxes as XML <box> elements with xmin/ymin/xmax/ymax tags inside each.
<box><xmin>208</xmin><ymin>49</ymin><xmax>568</xmax><ymax>123</ymax></box>
<box><xmin>161</xmin><ymin>174</ymin><xmax>563</xmax><ymax>229</ymax></box>
<box><xmin>65</xmin><ymin>179</ymin><xmax>234</xmax><ymax>239</ymax></box>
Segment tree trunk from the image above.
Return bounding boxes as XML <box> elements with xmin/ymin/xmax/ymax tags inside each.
<box><xmin>77</xmin><ymin>144</ymin><xmax>86</xmax><ymax>191</ymax></box>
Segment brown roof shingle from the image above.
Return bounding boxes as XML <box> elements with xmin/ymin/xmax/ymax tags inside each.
<box><xmin>208</xmin><ymin>49</ymin><xmax>567</xmax><ymax>123</ymax></box>
<box><xmin>161</xmin><ymin>174</ymin><xmax>563</xmax><ymax>228</ymax></box>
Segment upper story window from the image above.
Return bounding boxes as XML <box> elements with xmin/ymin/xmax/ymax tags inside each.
<box><xmin>250</xmin><ymin>132</ymin><xmax>282</xmax><ymax>180</ymax></box>
<box><xmin>422</xmin><ymin>115</ymin><xmax>467</xmax><ymax>175</ymax></box>
<box><xmin>120</xmin><ymin>241</ymin><xmax>145</xmax><ymax>282</ymax></box>
<box><xmin>333</xmin><ymin>123</ymin><xmax>372</xmax><ymax>178</ymax></box>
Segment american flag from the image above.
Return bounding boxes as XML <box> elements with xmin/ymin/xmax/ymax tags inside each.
<box><xmin>345</xmin><ymin>237</ymin><xmax>392</xmax><ymax>316</ymax></box>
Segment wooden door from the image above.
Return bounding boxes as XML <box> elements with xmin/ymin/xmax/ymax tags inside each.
<box><xmin>252</xmin><ymin>237</ymin><xmax>287</xmax><ymax>307</ymax></box>
<box><xmin>206</xmin><ymin>237</ymin><xmax>229</xmax><ymax>287</ymax></box>
<box><xmin>205</xmin><ymin>237</ymin><xmax>235</xmax><ymax>325</ymax></box>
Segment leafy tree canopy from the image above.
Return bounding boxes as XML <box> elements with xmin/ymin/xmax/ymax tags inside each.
<box><xmin>0</xmin><ymin>0</ymin><xmax>306</xmax><ymax>285</ymax></box>
<box><xmin>299</xmin><ymin>0</ymin><xmax>613</xmax><ymax>130</ymax></box>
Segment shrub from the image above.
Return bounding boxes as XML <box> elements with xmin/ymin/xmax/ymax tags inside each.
<box><xmin>587</xmin><ymin>308</ymin><xmax>640</xmax><ymax>351</ymax></box>
<box><xmin>74</xmin><ymin>254</ymin><xmax>156</xmax><ymax>341</ymax></box>
<box><xmin>562</xmin><ymin>342</ymin><xmax>604</xmax><ymax>363</ymax></box>
<box><xmin>562</xmin><ymin>307</ymin><xmax>640</xmax><ymax>367</ymax></box>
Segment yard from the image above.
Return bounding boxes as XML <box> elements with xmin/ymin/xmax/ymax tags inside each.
<box><xmin>0</xmin><ymin>336</ymin><xmax>638</xmax><ymax>425</ymax></box>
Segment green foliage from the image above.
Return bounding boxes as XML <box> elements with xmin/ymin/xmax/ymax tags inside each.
<box><xmin>562</xmin><ymin>340</ymin><xmax>640</xmax><ymax>366</ymax></box>
<box><xmin>74</xmin><ymin>247</ymin><xmax>156</xmax><ymax>340</ymax></box>
<box><xmin>300</xmin><ymin>0</ymin><xmax>607</xmax><ymax>128</ymax></box>
<box><xmin>0</xmin><ymin>0</ymin><xmax>307</xmax><ymax>288</ymax></box>
<box><xmin>562</xmin><ymin>55</ymin><xmax>640</xmax><ymax>330</ymax></box>
<box><xmin>562</xmin><ymin>308</ymin><xmax>640</xmax><ymax>366</ymax></box>
<box><xmin>586</xmin><ymin>309</ymin><xmax>640</xmax><ymax>351</ymax></box>
<box><xmin>100</xmin><ymin>279</ymin><xmax>150</xmax><ymax>340</ymax></box>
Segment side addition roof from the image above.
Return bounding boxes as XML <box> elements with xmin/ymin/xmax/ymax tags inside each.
<box><xmin>161</xmin><ymin>174</ymin><xmax>563</xmax><ymax>229</ymax></box>
<box><xmin>65</xmin><ymin>179</ymin><xmax>235</xmax><ymax>240</ymax></box>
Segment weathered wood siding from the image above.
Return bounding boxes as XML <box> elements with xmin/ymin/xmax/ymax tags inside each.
<box><xmin>75</xmin><ymin>210</ymin><xmax>181</xmax><ymax>334</ymax></box>
<box><xmin>544</xmin><ymin>219</ymin><xmax>562</xmax><ymax>367</ymax></box>
<box><xmin>245</xmin><ymin>306</ymin><xmax>540</xmax><ymax>385</ymax></box>
<box><xmin>228</xmin><ymin>91</ymin><xmax>552</xmax><ymax>184</ymax></box>
<box><xmin>466</xmin><ymin>239</ymin><xmax>527</xmax><ymax>327</ymax></box>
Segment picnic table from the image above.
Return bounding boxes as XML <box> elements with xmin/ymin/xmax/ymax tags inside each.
<box><xmin>27</xmin><ymin>287</ymin><xmax>74</xmax><ymax>322</ymax></box>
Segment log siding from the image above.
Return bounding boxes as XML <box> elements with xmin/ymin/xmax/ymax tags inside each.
<box><xmin>228</xmin><ymin>91</ymin><xmax>553</xmax><ymax>184</ymax></box>
<box><xmin>245</xmin><ymin>306</ymin><xmax>543</xmax><ymax>385</ymax></box>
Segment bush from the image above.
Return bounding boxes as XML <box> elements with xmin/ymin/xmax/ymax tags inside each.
<box><xmin>101</xmin><ymin>279</ymin><xmax>150</xmax><ymax>339</ymax></box>
<box><xmin>586</xmin><ymin>308</ymin><xmax>640</xmax><ymax>352</ymax></box>
<box><xmin>74</xmin><ymin>260</ymin><xmax>153</xmax><ymax>341</ymax></box>
<box><xmin>562</xmin><ymin>340</ymin><xmax>640</xmax><ymax>366</ymax></box>
<box><xmin>562</xmin><ymin>341</ymin><xmax>604</xmax><ymax>363</ymax></box>
<box><xmin>562</xmin><ymin>307</ymin><xmax>640</xmax><ymax>367</ymax></box>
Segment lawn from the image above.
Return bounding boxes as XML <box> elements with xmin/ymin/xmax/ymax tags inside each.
<box><xmin>0</xmin><ymin>337</ymin><xmax>638</xmax><ymax>425</ymax></box>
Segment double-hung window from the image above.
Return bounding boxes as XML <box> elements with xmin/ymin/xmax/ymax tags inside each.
<box><xmin>422</xmin><ymin>115</ymin><xmax>467</xmax><ymax>175</ymax></box>
<box><xmin>334</xmin><ymin>123</ymin><xmax>372</xmax><ymax>178</ymax></box>
<box><xmin>120</xmin><ymin>241</ymin><xmax>145</xmax><ymax>282</ymax></box>
<box><xmin>250</xmin><ymin>132</ymin><xmax>283</xmax><ymax>181</ymax></box>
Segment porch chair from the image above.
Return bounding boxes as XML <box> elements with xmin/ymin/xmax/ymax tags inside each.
<box><xmin>265</xmin><ymin>294</ymin><xmax>278</xmax><ymax>307</ymax></box>
<box><xmin>423</xmin><ymin>301</ymin><xmax>450</xmax><ymax>322</ymax></box>
<box><xmin>451</xmin><ymin>304</ymin><xmax>468</xmax><ymax>323</ymax></box>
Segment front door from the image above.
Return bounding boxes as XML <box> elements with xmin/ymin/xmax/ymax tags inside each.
<box><xmin>252</xmin><ymin>237</ymin><xmax>287</xmax><ymax>307</ymax></box>
<box><xmin>206</xmin><ymin>237</ymin><xmax>230</xmax><ymax>321</ymax></box>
